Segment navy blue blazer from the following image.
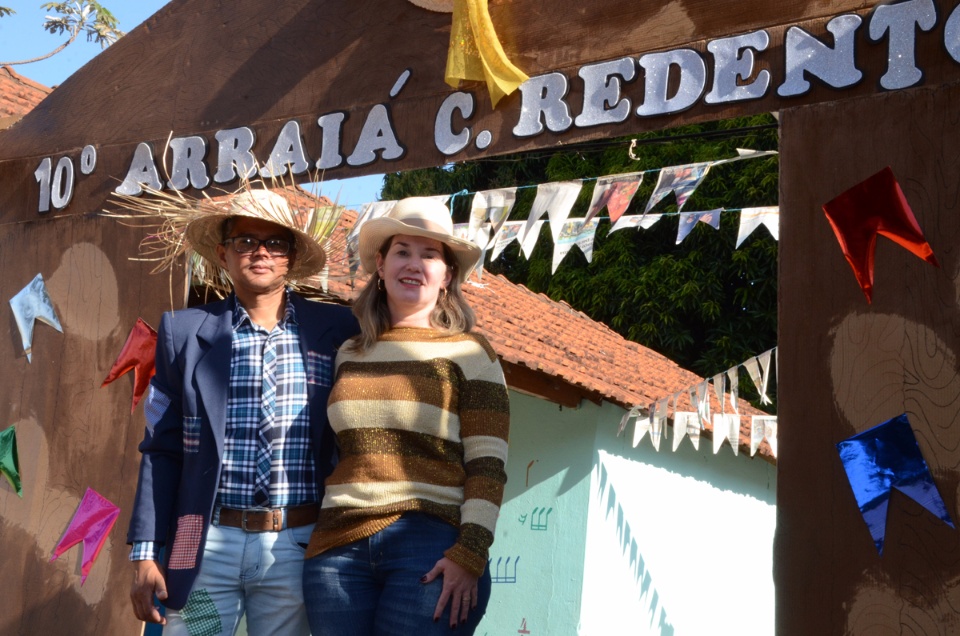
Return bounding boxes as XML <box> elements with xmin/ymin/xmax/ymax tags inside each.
<box><xmin>126</xmin><ymin>293</ymin><xmax>359</xmax><ymax>610</ymax></box>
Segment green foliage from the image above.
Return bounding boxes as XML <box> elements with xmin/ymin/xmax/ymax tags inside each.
<box><xmin>41</xmin><ymin>1</ymin><xmax>122</xmax><ymax>49</ymax></box>
<box><xmin>0</xmin><ymin>1</ymin><xmax>123</xmax><ymax>67</ymax></box>
<box><xmin>383</xmin><ymin>115</ymin><xmax>779</xmax><ymax>410</ymax></box>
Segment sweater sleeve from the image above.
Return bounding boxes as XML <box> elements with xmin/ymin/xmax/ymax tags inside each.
<box><xmin>443</xmin><ymin>336</ymin><xmax>510</xmax><ymax>576</ymax></box>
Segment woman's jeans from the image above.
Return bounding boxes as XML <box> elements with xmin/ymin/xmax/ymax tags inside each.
<box><xmin>302</xmin><ymin>512</ymin><xmax>491</xmax><ymax>635</ymax></box>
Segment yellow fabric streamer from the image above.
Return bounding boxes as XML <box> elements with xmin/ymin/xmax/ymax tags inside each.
<box><xmin>444</xmin><ymin>0</ymin><xmax>528</xmax><ymax>108</ymax></box>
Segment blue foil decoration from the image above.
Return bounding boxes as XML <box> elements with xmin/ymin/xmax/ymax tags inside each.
<box><xmin>837</xmin><ymin>413</ymin><xmax>955</xmax><ymax>555</ymax></box>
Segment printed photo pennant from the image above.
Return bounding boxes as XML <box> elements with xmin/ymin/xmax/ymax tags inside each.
<box><xmin>750</xmin><ymin>416</ymin><xmax>777</xmax><ymax>457</ymax></box>
<box><xmin>676</xmin><ymin>209</ymin><xmax>722</xmax><ymax>244</ymax></box>
<box><xmin>608</xmin><ymin>213</ymin><xmax>663</xmax><ymax>234</ymax></box>
<box><xmin>644</xmin><ymin>162</ymin><xmax>713</xmax><ymax>214</ymax></box>
<box><xmin>552</xmin><ymin>218</ymin><xmax>599</xmax><ymax>273</ymax></box>
<box><xmin>469</xmin><ymin>187</ymin><xmax>517</xmax><ymax>249</ymax></box>
<box><xmin>585</xmin><ymin>171</ymin><xmax>644</xmax><ymax>224</ymax></box>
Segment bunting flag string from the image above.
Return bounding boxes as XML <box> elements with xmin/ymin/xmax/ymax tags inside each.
<box><xmin>618</xmin><ymin>347</ymin><xmax>777</xmax><ymax>459</ymax></box>
<box><xmin>343</xmin><ymin>149</ymin><xmax>779</xmax><ymax>281</ymax></box>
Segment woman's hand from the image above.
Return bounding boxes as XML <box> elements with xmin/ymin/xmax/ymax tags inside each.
<box><xmin>422</xmin><ymin>556</ymin><xmax>479</xmax><ymax>627</ymax></box>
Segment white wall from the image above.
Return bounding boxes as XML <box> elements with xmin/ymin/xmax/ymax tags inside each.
<box><xmin>580</xmin><ymin>405</ymin><xmax>777</xmax><ymax>636</ymax></box>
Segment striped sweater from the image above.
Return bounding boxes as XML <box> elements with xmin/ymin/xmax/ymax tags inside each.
<box><xmin>305</xmin><ymin>327</ymin><xmax>510</xmax><ymax>576</ymax></box>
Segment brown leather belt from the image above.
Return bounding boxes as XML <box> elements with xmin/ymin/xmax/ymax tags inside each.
<box><xmin>216</xmin><ymin>504</ymin><xmax>319</xmax><ymax>533</ymax></box>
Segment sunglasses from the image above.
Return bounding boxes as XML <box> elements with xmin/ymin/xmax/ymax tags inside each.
<box><xmin>222</xmin><ymin>236</ymin><xmax>293</xmax><ymax>257</ymax></box>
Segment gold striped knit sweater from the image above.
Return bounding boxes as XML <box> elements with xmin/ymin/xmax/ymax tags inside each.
<box><xmin>305</xmin><ymin>327</ymin><xmax>510</xmax><ymax>576</ymax></box>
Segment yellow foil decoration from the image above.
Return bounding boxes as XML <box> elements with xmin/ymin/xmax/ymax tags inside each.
<box><xmin>444</xmin><ymin>0</ymin><xmax>528</xmax><ymax>108</ymax></box>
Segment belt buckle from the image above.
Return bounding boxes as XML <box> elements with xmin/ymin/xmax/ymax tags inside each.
<box><xmin>240</xmin><ymin>508</ymin><xmax>283</xmax><ymax>532</ymax></box>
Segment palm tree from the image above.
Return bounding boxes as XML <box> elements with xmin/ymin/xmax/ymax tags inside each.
<box><xmin>0</xmin><ymin>2</ymin><xmax>123</xmax><ymax>66</ymax></box>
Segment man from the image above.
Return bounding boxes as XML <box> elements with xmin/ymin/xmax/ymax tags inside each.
<box><xmin>127</xmin><ymin>189</ymin><xmax>359</xmax><ymax>635</ymax></box>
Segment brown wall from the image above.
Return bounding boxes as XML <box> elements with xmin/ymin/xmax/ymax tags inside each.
<box><xmin>778</xmin><ymin>81</ymin><xmax>960</xmax><ymax>634</ymax></box>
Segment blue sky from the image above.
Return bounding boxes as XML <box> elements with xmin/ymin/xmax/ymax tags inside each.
<box><xmin>0</xmin><ymin>0</ymin><xmax>384</xmax><ymax>209</ymax></box>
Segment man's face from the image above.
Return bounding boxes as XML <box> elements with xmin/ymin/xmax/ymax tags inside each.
<box><xmin>215</xmin><ymin>217</ymin><xmax>295</xmax><ymax>299</ymax></box>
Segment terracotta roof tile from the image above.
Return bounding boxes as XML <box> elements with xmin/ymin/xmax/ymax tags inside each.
<box><xmin>0</xmin><ymin>66</ymin><xmax>51</xmax><ymax>128</ymax></box>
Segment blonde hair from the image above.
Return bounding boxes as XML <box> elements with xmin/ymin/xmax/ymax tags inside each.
<box><xmin>348</xmin><ymin>237</ymin><xmax>476</xmax><ymax>352</ymax></box>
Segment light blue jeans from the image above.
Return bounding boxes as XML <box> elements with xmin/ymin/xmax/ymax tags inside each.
<box><xmin>302</xmin><ymin>513</ymin><xmax>491</xmax><ymax>635</ymax></box>
<box><xmin>162</xmin><ymin>523</ymin><xmax>313</xmax><ymax>636</ymax></box>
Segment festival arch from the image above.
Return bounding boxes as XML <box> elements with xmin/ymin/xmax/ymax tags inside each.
<box><xmin>0</xmin><ymin>0</ymin><xmax>959</xmax><ymax>633</ymax></box>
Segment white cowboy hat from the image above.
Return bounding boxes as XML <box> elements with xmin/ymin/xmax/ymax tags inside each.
<box><xmin>185</xmin><ymin>189</ymin><xmax>327</xmax><ymax>280</ymax></box>
<box><xmin>358</xmin><ymin>197</ymin><xmax>481</xmax><ymax>283</ymax></box>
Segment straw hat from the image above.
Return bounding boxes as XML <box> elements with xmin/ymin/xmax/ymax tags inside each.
<box><xmin>407</xmin><ymin>0</ymin><xmax>453</xmax><ymax>12</ymax></box>
<box><xmin>359</xmin><ymin>197</ymin><xmax>481</xmax><ymax>283</ymax></box>
<box><xmin>185</xmin><ymin>189</ymin><xmax>327</xmax><ymax>280</ymax></box>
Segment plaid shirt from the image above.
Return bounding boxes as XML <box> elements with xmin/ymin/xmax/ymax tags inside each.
<box><xmin>131</xmin><ymin>291</ymin><xmax>315</xmax><ymax>561</ymax></box>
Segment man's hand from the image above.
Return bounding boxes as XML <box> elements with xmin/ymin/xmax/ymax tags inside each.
<box><xmin>130</xmin><ymin>560</ymin><xmax>168</xmax><ymax>625</ymax></box>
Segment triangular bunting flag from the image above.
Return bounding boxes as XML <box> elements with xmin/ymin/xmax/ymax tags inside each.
<box><xmin>469</xmin><ymin>188</ymin><xmax>517</xmax><ymax>249</ymax></box>
<box><xmin>50</xmin><ymin>488</ymin><xmax>121</xmax><ymax>584</ymax></box>
<box><xmin>712</xmin><ymin>374</ymin><xmax>725</xmax><ymax>414</ymax></box>
<box><xmin>585</xmin><ymin>172</ymin><xmax>644</xmax><ymax>224</ymax></box>
<box><xmin>750</xmin><ymin>416</ymin><xmax>777</xmax><ymax>457</ymax></box>
<box><xmin>518</xmin><ymin>220</ymin><xmax>547</xmax><ymax>260</ymax></box>
<box><xmin>525</xmin><ymin>180</ymin><xmax>583</xmax><ymax>242</ymax></box>
<box><xmin>10</xmin><ymin>274</ymin><xmax>64</xmax><ymax>363</ymax></box>
<box><xmin>0</xmin><ymin>425</ymin><xmax>22</xmax><ymax>497</ymax></box>
<box><xmin>101</xmin><ymin>319</ymin><xmax>158</xmax><ymax>412</ymax></box>
<box><xmin>822</xmin><ymin>166</ymin><xmax>939</xmax><ymax>303</ymax></box>
<box><xmin>726</xmin><ymin>366</ymin><xmax>739</xmax><ymax>413</ymax></box>
<box><xmin>743</xmin><ymin>349</ymin><xmax>774</xmax><ymax>405</ymax></box>
<box><xmin>736</xmin><ymin>206</ymin><xmax>780</xmax><ymax>247</ymax></box>
<box><xmin>644</xmin><ymin>162</ymin><xmax>713</xmax><ymax>213</ymax></box>
<box><xmin>551</xmin><ymin>218</ymin><xmax>599</xmax><ymax>273</ymax></box>
<box><xmin>713</xmin><ymin>414</ymin><xmax>741</xmax><ymax>456</ymax></box>
<box><xmin>489</xmin><ymin>221</ymin><xmax>525</xmax><ymax>260</ymax></box>
<box><xmin>837</xmin><ymin>413</ymin><xmax>953</xmax><ymax>555</ymax></box>
<box><xmin>672</xmin><ymin>412</ymin><xmax>701</xmax><ymax>451</ymax></box>
<box><xmin>676</xmin><ymin>209</ymin><xmax>722</xmax><ymax>244</ymax></box>
<box><xmin>608</xmin><ymin>213</ymin><xmax>663</xmax><ymax>234</ymax></box>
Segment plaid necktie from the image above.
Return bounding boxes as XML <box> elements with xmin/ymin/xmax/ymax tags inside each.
<box><xmin>253</xmin><ymin>335</ymin><xmax>277</xmax><ymax>506</ymax></box>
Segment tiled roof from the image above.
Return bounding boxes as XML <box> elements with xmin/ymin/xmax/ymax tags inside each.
<box><xmin>320</xmin><ymin>203</ymin><xmax>774</xmax><ymax>462</ymax></box>
<box><xmin>0</xmin><ymin>66</ymin><xmax>51</xmax><ymax>129</ymax></box>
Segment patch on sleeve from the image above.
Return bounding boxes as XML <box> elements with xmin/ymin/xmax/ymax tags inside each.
<box><xmin>306</xmin><ymin>351</ymin><xmax>333</xmax><ymax>387</ymax></box>
<box><xmin>143</xmin><ymin>385</ymin><xmax>172</xmax><ymax>436</ymax></box>
<box><xmin>180</xmin><ymin>587</ymin><xmax>223</xmax><ymax>636</ymax></box>
<box><xmin>183</xmin><ymin>416</ymin><xmax>201</xmax><ymax>453</ymax></box>
<box><xmin>167</xmin><ymin>515</ymin><xmax>203</xmax><ymax>570</ymax></box>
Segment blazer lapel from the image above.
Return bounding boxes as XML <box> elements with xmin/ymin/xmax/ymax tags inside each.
<box><xmin>195</xmin><ymin>300</ymin><xmax>233</xmax><ymax>459</ymax></box>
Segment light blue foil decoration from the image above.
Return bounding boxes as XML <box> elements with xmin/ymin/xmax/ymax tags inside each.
<box><xmin>9</xmin><ymin>274</ymin><xmax>63</xmax><ymax>363</ymax></box>
<box><xmin>837</xmin><ymin>413</ymin><xmax>955</xmax><ymax>555</ymax></box>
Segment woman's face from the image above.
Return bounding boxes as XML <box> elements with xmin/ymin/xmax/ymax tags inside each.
<box><xmin>376</xmin><ymin>234</ymin><xmax>453</xmax><ymax>328</ymax></box>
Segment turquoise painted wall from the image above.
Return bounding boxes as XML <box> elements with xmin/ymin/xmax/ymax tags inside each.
<box><xmin>479</xmin><ymin>394</ymin><xmax>777</xmax><ymax>636</ymax></box>
<box><xmin>479</xmin><ymin>391</ymin><xmax>595</xmax><ymax>636</ymax></box>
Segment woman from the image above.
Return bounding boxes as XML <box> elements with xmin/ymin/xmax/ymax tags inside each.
<box><xmin>303</xmin><ymin>197</ymin><xmax>510</xmax><ymax>635</ymax></box>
